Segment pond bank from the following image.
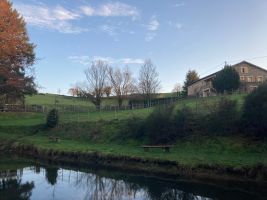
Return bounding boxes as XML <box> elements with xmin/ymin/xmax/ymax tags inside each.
<box><xmin>1</xmin><ymin>140</ymin><xmax>267</xmax><ymax>184</ymax></box>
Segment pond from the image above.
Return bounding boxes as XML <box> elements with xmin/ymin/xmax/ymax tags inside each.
<box><xmin>0</xmin><ymin>155</ymin><xmax>266</xmax><ymax>200</ymax></box>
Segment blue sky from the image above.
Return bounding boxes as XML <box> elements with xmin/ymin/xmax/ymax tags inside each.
<box><xmin>12</xmin><ymin>0</ymin><xmax>267</xmax><ymax>94</ymax></box>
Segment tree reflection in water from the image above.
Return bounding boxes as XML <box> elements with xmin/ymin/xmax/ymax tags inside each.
<box><xmin>0</xmin><ymin>170</ymin><xmax>34</xmax><ymax>200</ymax></box>
<box><xmin>0</xmin><ymin>166</ymin><xmax>214</xmax><ymax>200</ymax></box>
<box><xmin>72</xmin><ymin>170</ymin><xmax>212</xmax><ymax>200</ymax></box>
<box><xmin>1</xmin><ymin>155</ymin><xmax>264</xmax><ymax>200</ymax></box>
<box><xmin>45</xmin><ymin>167</ymin><xmax>59</xmax><ymax>186</ymax></box>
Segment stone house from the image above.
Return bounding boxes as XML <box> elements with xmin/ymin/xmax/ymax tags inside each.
<box><xmin>188</xmin><ymin>61</ymin><xmax>267</xmax><ymax>97</ymax></box>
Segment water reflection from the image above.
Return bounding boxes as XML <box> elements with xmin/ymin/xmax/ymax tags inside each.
<box><xmin>0</xmin><ymin>170</ymin><xmax>34</xmax><ymax>200</ymax></box>
<box><xmin>45</xmin><ymin>167</ymin><xmax>59</xmax><ymax>186</ymax></box>
<box><xmin>0</xmin><ymin>163</ymin><xmax>266</xmax><ymax>200</ymax></box>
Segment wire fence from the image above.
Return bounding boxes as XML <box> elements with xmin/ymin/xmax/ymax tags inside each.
<box><xmin>0</xmin><ymin>92</ymin><xmax>247</xmax><ymax>124</ymax></box>
<box><xmin>0</xmin><ymin>96</ymin><xmax>187</xmax><ymax>113</ymax></box>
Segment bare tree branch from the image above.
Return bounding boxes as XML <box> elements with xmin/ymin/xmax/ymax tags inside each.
<box><xmin>108</xmin><ymin>66</ymin><xmax>135</xmax><ymax>107</ymax></box>
<box><xmin>138</xmin><ymin>59</ymin><xmax>161</xmax><ymax>99</ymax></box>
<box><xmin>84</xmin><ymin>60</ymin><xmax>108</xmax><ymax>106</ymax></box>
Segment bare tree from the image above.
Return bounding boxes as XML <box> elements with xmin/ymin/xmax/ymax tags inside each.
<box><xmin>138</xmin><ymin>59</ymin><xmax>160</xmax><ymax>99</ymax></box>
<box><xmin>103</xmin><ymin>86</ymin><xmax>112</xmax><ymax>98</ymax></box>
<box><xmin>108</xmin><ymin>66</ymin><xmax>134</xmax><ymax>107</ymax></box>
<box><xmin>172</xmin><ymin>83</ymin><xmax>182</xmax><ymax>96</ymax></box>
<box><xmin>84</xmin><ymin>60</ymin><xmax>108</xmax><ymax>107</ymax></box>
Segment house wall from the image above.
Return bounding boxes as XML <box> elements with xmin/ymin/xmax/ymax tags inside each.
<box><xmin>188</xmin><ymin>62</ymin><xmax>267</xmax><ymax>96</ymax></box>
<box><xmin>188</xmin><ymin>81</ymin><xmax>203</xmax><ymax>96</ymax></box>
<box><xmin>188</xmin><ymin>75</ymin><xmax>216</xmax><ymax>97</ymax></box>
<box><xmin>234</xmin><ymin>63</ymin><xmax>267</xmax><ymax>83</ymax></box>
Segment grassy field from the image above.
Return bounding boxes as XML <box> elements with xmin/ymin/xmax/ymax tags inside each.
<box><xmin>0</xmin><ymin>108</ymin><xmax>153</xmax><ymax>126</ymax></box>
<box><xmin>0</xmin><ymin>130</ymin><xmax>266</xmax><ymax>167</ymax></box>
<box><xmin>0</xmin><ymin>93</ymin><xmax>266</xmax><ymax>169</ymax></box>
<box><xmin>25</xmin><ymin>93</ymin><xmax>123</xmax><ymax>107</ymax></box>
<box><xmin>1</xmin><ymin>93</ymin><xmax>247</xmax><ymax>126</ymax></box>
<box><xmin>25</xmin><ymin>93</ymin><xmax>177</xmax><ymax>107</ymax></box>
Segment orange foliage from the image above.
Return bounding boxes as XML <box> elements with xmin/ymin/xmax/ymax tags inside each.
<box><xmin>0</xmin><ymin>0</ymin><xmax>36</xmax><ymax>102</ymax></box>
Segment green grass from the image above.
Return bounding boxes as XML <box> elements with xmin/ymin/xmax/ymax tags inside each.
<box><xmin>25</xmin><ymin>93</ymin><xmax>128</xmax><ymax>107</ymax></box>
<box><xmin>0</xmin><ymin>93</ymin><xmax>265</xmax><ymax>168</ymax></box>
<box><xmin>0</xmin><ymin>108</ymin><xmax>153</xmax><ymax>126</ymax></box>
<box><xmin>25</xmin><ymin>93</ymin><xmax>178</xmax><ymax>107</ymax></box>
<box><xmin>0</xmin><ymin>93</ymin><xmax>247</xmax><ymax>126</ymax></box>
<box><xmin>0</xmin><ymin>131</ymin><xmax>266</xmax><ymax>167</ymax></box>
<box><xmin>0</xmin><ymin>112</ymin><xmax>45</xmax><ymax>126</ymax></box>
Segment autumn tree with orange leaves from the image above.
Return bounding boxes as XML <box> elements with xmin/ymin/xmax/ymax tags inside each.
<box><xmin>0</xmin><ymin>0</ymin><xmax>36</xmax><ymax>106</ymax></box>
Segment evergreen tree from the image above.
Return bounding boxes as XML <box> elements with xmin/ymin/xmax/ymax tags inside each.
<box><xmin>212</xmin><ymin>65</ymin><xmax>240</xmax><ymax>94</ymax></box>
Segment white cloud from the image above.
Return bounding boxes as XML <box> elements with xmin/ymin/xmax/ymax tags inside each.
<box><xmin>80</xmin><ymin>6</ymin><xmax>95</xmax><ymax>16</ymax></box>
<box><xmin>145</xmin><ymin>32</ymin><xmax>157</xmax><ymax>42</ymax></box>
<box><xmin>147</xmin><ymin>16</ymin><xmax>159</xmax><ymax>31</ymax></box>
<box><xmin>68</xmin><ymin>56</ymin><xmax>92</xmax><ymax>65</ymax></box>
<box><xmin>168</xmin><ymin>21</ymin><xmax>183</xmax><ymax>30</ymax></box>
<box><xmin>118</xmin><ymin>58</ymin><xmax>144</xmax><ymax>64</ymax></box>
<box><xmin>173</xmin><ymin>2</ymin><xmax>185</xmax><ymax>7</ymax></box>
<box><xmin>80</xmin><ymin>2</ymin><xmax>140</xmax><ymax>19</ymax></box>
<box><xmin>144</xmin><ymin>15</ymin><xmax>159</xmax><ymax>41</ymax></box>
<box><xmin>14</xmin><ymin>1</ymin><xmax>139</xmax><ymax>34</ymax></box>
<box><xmin>53</xmin><ymin>6</ymin><xmax>80</xmax><ymax>20</ymax></box>
<box><xmin>69</xmin><ymin>56</ymin><xmax>144</xmax><ymax>65</ymax></box>
<box><xmin>14</xmin><ymin>3</ymin><xmax>87</xmax><ymax>34</ymax></box>
<box><xmin>100</xmin><ymin>24</ymin><xmax>117</xmax><ymax>36</ymax></box>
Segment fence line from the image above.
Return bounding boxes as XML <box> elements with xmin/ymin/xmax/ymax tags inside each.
<box><xmin>0</xmin><ymin>91</ymin><xmax>247</xmax><ymax>113</ymax></box>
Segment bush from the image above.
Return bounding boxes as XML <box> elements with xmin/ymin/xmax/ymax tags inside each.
<box><xmin>145</xmin><ymin>105</ymin><xmax>175</xmax><ymax>144</ymax></box>
<box><xmin>173</xmin><ymin>107</ymin><xmax>195</xmax><ymax>137</ymax></box>
<box><xmin>46</xmin><ymin>109</ymin><xmax>59</xmax><ymax>128</ymax></box>
<box><xmin>124</xmin><ymin>116</ymin><xmax>145</xmax><ymax>139</ymax></box>
<box><xmin>242</xmin><ymin>82</ymin><xmax>267</xmax><ymax>137</ymax></box>
<box><xmin>206</xmin><ymin>98</ymin><xmax>239</xmax><ymax>135</ymax></box>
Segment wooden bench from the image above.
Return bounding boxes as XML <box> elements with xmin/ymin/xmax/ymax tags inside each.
<box><xmin>141</xmin><ymin>145</ymin><xmax>172</xmax><ymax>152</ymax></box>
<box><xmin>48</xmin><ymin>136</ymin><xmax>60</xmax><ymax>142</ymax></box>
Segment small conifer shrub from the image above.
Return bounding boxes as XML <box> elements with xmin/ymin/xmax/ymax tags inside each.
<box><xmin>46</xmin><ymin>109</ymin><xmax>59</xmax><ymax>128</ymax></box>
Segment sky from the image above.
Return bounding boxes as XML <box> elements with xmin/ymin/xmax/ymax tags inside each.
<box><xmin>11</xmin><ymin>0</ymin><xmax>267</xmax><ymax>94</ymax></box>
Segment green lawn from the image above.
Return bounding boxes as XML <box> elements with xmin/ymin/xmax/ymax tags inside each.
<box><xmin>0</xmin><ymin>93</ymin><xmax>265</xmax><ymax>168</ymax></box>
<box><xmin>0</xmin><ymin>131</ymin><xmax>266</xmax><ymax>167</ymax></box>
<box><xmin>0</xmin><ymin>93</ymin><xmax>247</xmax><ymax>126</ymax></box>
<box><xmin>25</xmin><ymin>93</ymin><xmax>128</xmax><ymax>107</ymax></box>
<box><xmin>0</xmin><ymin>108</ymin><xmax>153</xmax><ymax>126</ymax></box>
<box><xmin>25</xmin><ymin>93</ymin><xmax>179</xmax><ymax>106</ymax></box>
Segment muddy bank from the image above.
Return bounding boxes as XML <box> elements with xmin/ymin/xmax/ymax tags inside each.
<box><xmin>1</xmin><ymin>141</ymin><xmax>267</xmax><ymax>183</ymax></box>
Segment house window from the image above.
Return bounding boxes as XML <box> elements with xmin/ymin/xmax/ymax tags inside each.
<box><xmin>241</xmin><ymin>67</ymin><xmax>248</xmax><ymax>74</ymax></box>
<box><xmin>247</xmin><ymin>76</ymin><xmax>253</xmax><ymax>82</ymax></box>
<box><xmin>240</xmin><ymin>76</ymin><xmax>245</xmax><ymax>81</ymax></box>
<box><xmin>257</xmin><ymin>76</ymin><xmax>263</xmax><ymax>82</ymax></box>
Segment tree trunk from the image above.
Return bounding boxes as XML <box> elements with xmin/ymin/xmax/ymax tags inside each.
<box><xmin>118</xmin><ymin>98</ymin><xmax>123</xmax><ymax>108</ymax></box>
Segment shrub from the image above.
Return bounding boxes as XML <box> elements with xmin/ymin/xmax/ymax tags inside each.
<box><xmin>173</xmin><ymin>107</ymin><xmax>195</xmax><ymax>137</ymax></box>
<box><xmin>145</xmin><ymin>105</ymin><xmax>175</xmax><ymax>144</ymax></box>
<box><xmin>206</xmin><ymin>98</ymin><xmax>239</xmax><ymax>135</ymax></box>
<box><xmin>124</xmin><ymin>116</ymin><xmax>145</xmax><ymax>139</ymax></box>
<box><xmin>242</xmin><ymin>82</ymin><xmax>267</xmax><ymax>137</ymax></box>
<box><xmin>46</xmin><ymin>109</ymin><xmax>59</xmax><ymax>128</ymax></box>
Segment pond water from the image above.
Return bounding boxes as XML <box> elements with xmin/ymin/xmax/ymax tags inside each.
<box><xmin>0</xmin><ymin>155</ymin><xmax>266</xmax><ymax>200</ymax></box>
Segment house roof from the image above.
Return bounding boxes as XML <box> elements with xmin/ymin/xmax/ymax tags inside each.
<box><xmin>188</xmin><ymin>60</ymin><xmax>267</xmax><ymax>87</ymax></box>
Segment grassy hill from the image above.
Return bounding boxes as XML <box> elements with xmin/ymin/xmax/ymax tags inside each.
<box><xmin>1</xmin><ymin>93</ymin><xmax>247</xmax><ymax>126</ymax></box>
<box><xmin>25</xmin><ymin>93</ymin><xmax>120</xmax><ymax>107</ymax></box>
<box><xmin>25</xmin><ymin>93</ymin><xmax>178</xmax><ymax>107</ymax></box>
<box><xmin>1</xmin><ymin>92</ymin><xmax>266</xmax><ymax>172</ymax></box>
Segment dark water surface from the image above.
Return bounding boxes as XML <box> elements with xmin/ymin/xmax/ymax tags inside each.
<box><xmin>0</xmin><ymin>155</ymin><xmax>266</xmax><ymax>200</ymax></box>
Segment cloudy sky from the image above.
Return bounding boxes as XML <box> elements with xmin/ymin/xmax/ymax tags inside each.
<box><xmin>12</xmin><ymin>0</ymin><xmax>267</xmax><ymax>94</ymax></box>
